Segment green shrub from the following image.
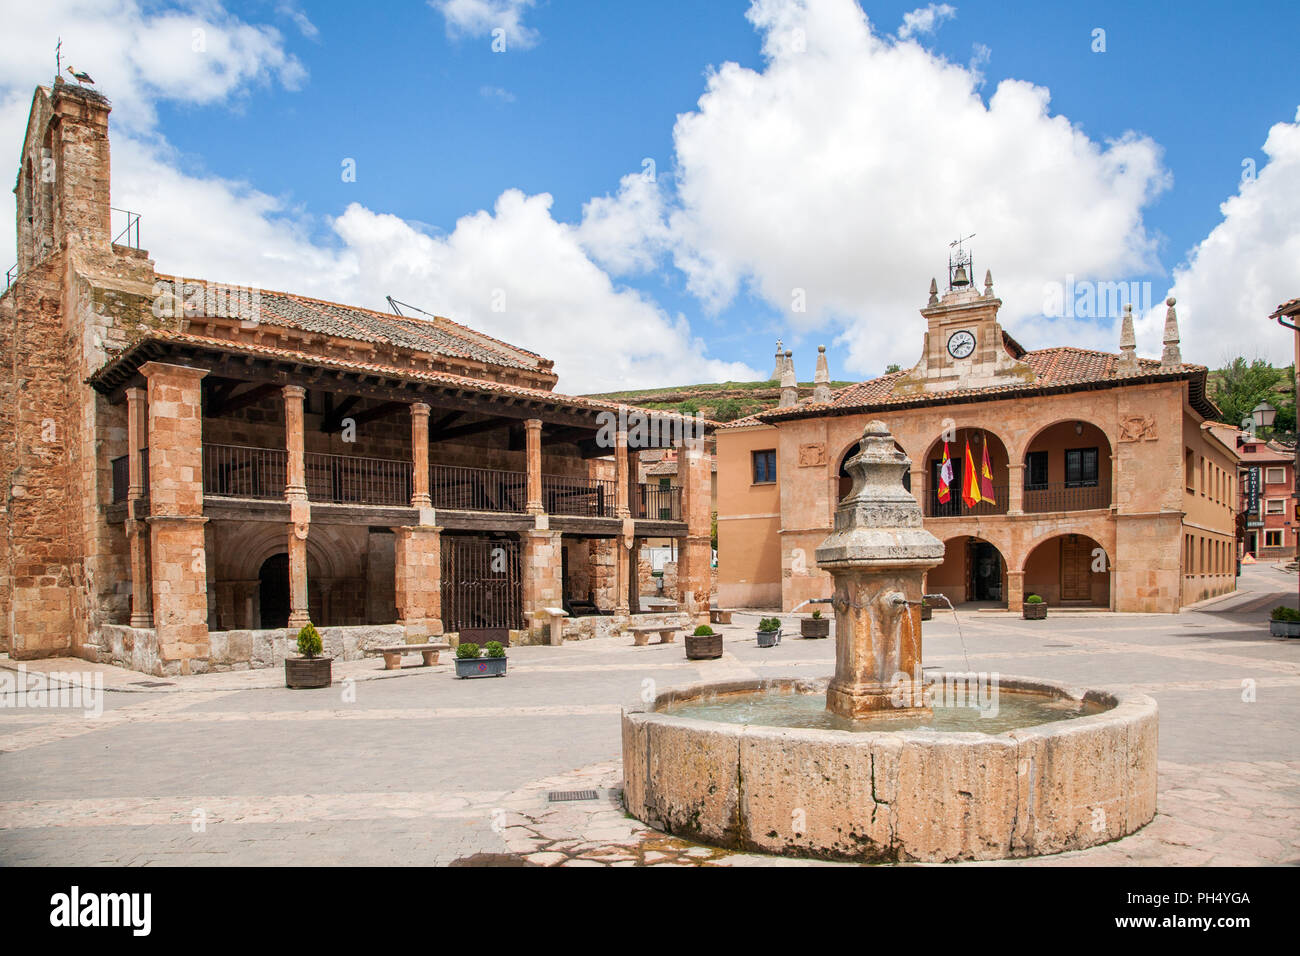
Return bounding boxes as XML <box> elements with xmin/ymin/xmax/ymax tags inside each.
<box><xmin>758</xmin><ymin>617</ymin><xmax>781</xmax><ymax>632</ymax></box>
<box><xmin>1270</xmin><ymin>606</ymin><xmax>1300</xmax><ymax>622</ymax></box>
<box><xmin>484</xmin><ymin>641</ymin><xmax>506</xmax><ymax>658</ymax></box>
<box><xmin>456</xmin><ymin>642</ymin><xmax>481</xmax><ymax>660</ymax></box>
<box><xmin>296</xmin><ymin>622</ymin><xmax>322</xmax><ymax>659</ymax></box>
<box><xmin>693</xmin><ymin>624</ymin><xmax>715</xmax><ymax>636</ymax></box>
<box><xmin>1025</xmin><ymin>595</ymin><xmax>1044</xmax><ymax>604</ymax></box>
<box><xmin>811</xmin><ymin>609</ymin><xmax>822</xmax><ymax>619</ymax></box>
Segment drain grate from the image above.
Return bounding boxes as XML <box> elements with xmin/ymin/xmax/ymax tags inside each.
<box><xmin>130</xmin><ymin>680</ymin><xmax>175</xmax><ymax>688</ymax></box>
<box><xmin>1043</xmin><ymin>643</ymin><xmax>1074</xmax><ymax>648</ymax></box>
<box><xmin>548</xmin><ymin>790</ymin><xmax>599</xmax><ymax>803</ymax></box>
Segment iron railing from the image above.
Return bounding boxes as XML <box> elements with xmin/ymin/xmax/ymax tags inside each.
<box><xmin>925</xmin><ymin>484</ymin><xmax>1009</xmax><ymax>517</ymax></box>
<box><xmin>429</xmin><ymin>463</ymin><xmax>527</xmax><ymax>513</ymax></box>
<box><xmin>203</xmin><ymin>444</ymin><xmax>286</xmax><ymax>500</ymax></box>
<box><xmin>305</xmin><ymin>451</ymin><xmax>412</xmax><ymax>507</ymax></box>
<box><xmin>111</xmin><ymin>207</ymin><xmax>141</xmax><ymax>249</ymax></box>
<box><xmin>4</xmin><ymin>264</ymin><xmax>16</xmax><ymax>291</ymax></box>
<box><xmin>543</xmin><ymin>474</ymin><xmax>617</xmax><ymax>517</ymax></box>
<box><xmin>1022</xmin><ymin>482</ymin><xmax>1111</xmax><ymax>514</ymax></box>
<box><xmin>110</xmin><ymin>455</ymin><xmax>129</xmax><ymax>503</ymax></box>
<box><xmin>632</xmin><ymin>484</ymin><xmax>683</xmax><ymax>521</ymax></box>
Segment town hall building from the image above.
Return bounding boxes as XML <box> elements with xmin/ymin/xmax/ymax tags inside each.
<box><xmin>717</xmin><ymin>261</ymin><xmax>1240</xmax><ymax>614</ymax></box>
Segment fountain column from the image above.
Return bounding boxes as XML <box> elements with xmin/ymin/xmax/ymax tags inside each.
<box><xmin>816</xmin><ymin>421</ymin><xmax>944</xmax><ymax>719</ymax></box>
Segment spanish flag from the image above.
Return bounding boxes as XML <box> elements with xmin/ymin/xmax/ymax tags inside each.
<box><xmin>962</xmin><ymin>439</ymin><xmax>981</xmax><ymax>508</ymax></box>
<box><xmin>979</xmin><ymin>440</ymin><xmax>996</xmax><ymax>504</ymax></box>
<box><xmin>937</xmin><ymin>441</ymin><xmax>953</xmax><ymax>503</ymax></box>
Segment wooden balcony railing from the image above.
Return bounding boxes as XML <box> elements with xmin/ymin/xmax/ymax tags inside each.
<box><xmin>430</xmin><ymin>463</ymin><xmax>526</xmax><ymax>513</ymax></box>
<box><xmin>632</xmin><ymin>484</ymin><xmax>683</xmax><ymax>521</ymax></box>
<box><xmin>305</xmin><ymin>451</ymin><xmax>412</xmax><ymax>507</ymax></box>
<box><xmin>203</xmin><ymin>444</ymin><xmax>286</xmax><ymax>500</ymax></box>
<box><xmin>543</xmin><ymin>474</ymin><xmax>617</xmax><ymax>517</ymax></box>
<box><xmin>1022</xmin><ymin>482</ymin><xmax>1111</xmax><ymax>514</ymax></box>
<box><xmin>111</xmin><ymin>455</ymin><xmax>129</xmax><ymax>503</ymax></box>
<box><xmin>925</xmin><ymin>485</ymin><xmax>1009</xmax><ymax>517</ymax></box>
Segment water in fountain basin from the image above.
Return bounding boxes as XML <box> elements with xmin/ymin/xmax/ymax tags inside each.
<box><xmin>662</xmin><ymin>687</ymin><xmax>1106</xmax><ymax>734</ymax></box>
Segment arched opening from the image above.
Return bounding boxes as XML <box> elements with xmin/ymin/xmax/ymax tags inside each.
<box><xmin>838</xmin><ymin>439</ymin><xmax>910</xmax><ymax>501</ymax></box>
<box><xmin>1023</xmin><ymin>534</ymin><xmax>1110</xmax><ymax>607</ymax></box>
<box><xmin>921</xmin><ymin>429</ymin><xmax>1009</xmax><ymax>516</ymax></box>
<box><xmin>1022</xmin><ymin>421</ymin><xmax>1113</xmax><ymax>513</ymax></box>
<box><xmin>258</xmin><ymin>554</ymin><xmax>290</xmax><ymax>629</ymax></box>
<box><xmin>929</xmin><ymin>535</ymin><xmax>1007</xmax><ymax>607</ymax></box>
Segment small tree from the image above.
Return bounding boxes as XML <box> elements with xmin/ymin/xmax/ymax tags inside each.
<box><xmin>296</xmin><ymin>622</ymin><xmax>322</xmax><ymax>659</ymax></box>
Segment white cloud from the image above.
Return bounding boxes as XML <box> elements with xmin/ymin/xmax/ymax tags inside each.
<box><xmin>1139</xmin><ymin>108</ymin><xmax>1300</xmax><ymax>369</ymax></box>
<box><xmin>897</xmin><ymin>3</ymin><xmax>956</xmax><ymax>41</ymax></box>
<box><xmin>661</xmin><ymin>0</ymin><xmax>1170</xmax><ymax>374</ymax></box>
<box><xmin>428</xmin><ymin>0</ymin><xmax>539</xmax><ymax>50</ymax></box>
<box><xmin>479</xmin><ymin>84</ymin><xmax>516</xmax><ymax>103</ymax></box>
<box><xmin>576</xmin><ymin>172</ymin><xmax>673</xmax><ymax>276</ymax></box>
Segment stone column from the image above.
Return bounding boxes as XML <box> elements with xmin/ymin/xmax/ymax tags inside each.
<box><xmin>816</xmin><ymin>421</ymin><xmax>943</xmax><ymax>720</ymax></box>
<box><xmin>614</xmin><ymin>424</ymin><xmax>630</xmax><ymax>519</ymax></box>
<box><xmin>125</xmin><ymin>386</ymin><xmax>152</xmax><ymax>628</ymax></box>
<box><xmin>615</xmin><ymin>525</ymin><xmax>632</xmax><ymax>617</ymax></box>
<box><xmin>525</xmin><ymin>419</ymin><xmax>544</xmax><ymax>515</ymax></box>
<box><xmin>675</xmin><ymin>436</ymin><xmax>713</xmax><ymax>624</ymax></box>
<box><xmin>1007</xmin><ymin>463</ymin><xmax>1024</xmax><ymax>516</ymax></box>
<box><xmin>1005</xmin><ymin>569</ymin><xmax>1025</xmax><ymax>614</ymax></box>
<box><xmin>141</xmin><ymin>362</ymin><xmax>210</xmax><ymax>676</ymax></box>
<box><xmin>523</xmin><ymin>529</ymin><xmax>564</xmax><ymax>641</ymax></box>
<box><xmin>283</xmin><ymin>385</ymin><xmax>308</xmax><ymax>501</ymax></box>
<box><xmin>629</xmin><ymin>538</ymin><xmax>642</xmax><ymax>615</ymax></box>
<box><xmin>394</xmin><ymin>524</ymin><xmax>443</xmax><ymax>641</ymax></box>
<box><xmin>410</xmin><ymin>402</ymin><xmax>432</xmax><ymax>509</ymax></box>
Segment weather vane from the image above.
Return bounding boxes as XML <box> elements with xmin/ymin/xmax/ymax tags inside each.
<box><xmin>56</xmin><ymin>38</ymin><xmax>61</xmax><ymax>76</ymax></box>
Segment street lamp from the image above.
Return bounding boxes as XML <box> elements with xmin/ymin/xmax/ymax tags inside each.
<box><xmin>1252</xmin><ymin>401</ymin><xmax>1277</xmax><ymax>430</ymax></box>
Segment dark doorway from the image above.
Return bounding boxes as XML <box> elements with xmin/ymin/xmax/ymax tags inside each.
<box><xmin>440</xmin><ymin>535</ymin><xmax>523</xmax><ymax>646</ymax></box>
<box><xmin>258</xmin><ymin>553</ymin><xmax>290</xmax><ymax>629</ymax></box>
<box><xmin>970</xmin><ymin>541</ymin><xmax>1003</xmax><ymax>602</ymax></box>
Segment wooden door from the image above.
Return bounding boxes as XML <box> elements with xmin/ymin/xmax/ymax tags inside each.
<box><xmin>1060</xmin><ymin>536</ymin><xmax>1091</xmax><ymax>603</ymax></box>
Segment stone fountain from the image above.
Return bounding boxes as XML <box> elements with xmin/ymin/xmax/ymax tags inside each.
<box><xmin>622</xmin><ymin>421</ymin><xmax>1158</xmax><ymax>862</ymax></box>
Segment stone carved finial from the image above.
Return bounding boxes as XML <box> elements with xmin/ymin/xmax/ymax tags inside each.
<box><xmin>770</xmin><ymin>340</ymin><xmax>785</xmax><ymax>381</ymax></box>
<box><xmin>1161</xmin><ymin>296</ymin><xmax>1182</xmax><ymax>368</ymax></box>
<box><xmin>984</xmin><ymin>269</ymin><xmax>994</xmax><ymax>298</ymax></box>
<box><xmin>928</xmin><ymin>278</ymin><xmax>939</xmax><ymax>306</ymax></box>
<box><xmin>813</xmin><ymin>344</ymin><xmax>831</xmax><ymax>403</ymax></box>
<box><xmin>780</xmin><ymin>350</ymin><xmax>798</xmax><ymax>407</ymax></box>
<box><xmin>1118</xmin><ymin>303</ymin><xmax>1138</xmax><ymax>370</ymax></box>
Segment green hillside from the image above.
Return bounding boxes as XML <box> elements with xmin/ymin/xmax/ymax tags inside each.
<box><xmin>584</xmin><ymin>379</ymin><xmax>856</xmax><ymax>423</ymax></box>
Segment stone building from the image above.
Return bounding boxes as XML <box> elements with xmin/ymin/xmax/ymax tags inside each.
<box><xmin>717</xmin><ymin>268</ymin><xmax>1240</xmax><ymax>614</ymax></box>
<box><xmin>0</xmin><ymin>79</ymin><xmax>712</xmax><ymax>674</ymax></box>
<box><xmin>1209</xmin><ymin>425</ymin><xmax>1297</xmax><ymax>562</ymax></box>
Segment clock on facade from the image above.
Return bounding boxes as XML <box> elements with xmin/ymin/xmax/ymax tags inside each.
<box><xmin>947</xmin><ymin>329</ymin><xmax>976</xmax><ymax>359</ymax></box>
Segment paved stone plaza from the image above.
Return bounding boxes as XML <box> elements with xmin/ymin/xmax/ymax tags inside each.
<box><xmin>1</xmin><ymin>564</ymin><xmax>1297</xmax><ymax>867</ymax></box>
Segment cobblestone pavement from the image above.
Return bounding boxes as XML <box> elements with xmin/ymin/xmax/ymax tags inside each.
<box><xmin>2</xmin><ymin>565</ymin><xmax>1297</xmax><ymax>866</ymax></box>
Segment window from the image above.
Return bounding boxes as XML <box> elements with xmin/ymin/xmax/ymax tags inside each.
<box><xmin>1064</xmin><ymin>448</ymin><xmax>1099</xmax><ymax>488</ymax></box>
<box><xmin>1025</xmin><ymin>451</ymin><xmax>1049</xmax><ymax>490</ymax></box>
<box><xmin>1185</xmin><ymin>449</ymin><xmax>1195</xmax><ymax>492</ymax></box>
<box><xmin>752</xmin><ymin>450</ymin><xmax>777</xmax><ymax>484</ymax></box>
<box><xmin>1265</xmin><ymin>530</ymin><xmax>1284</xmax><ymax>548</ymax></box>
<box><xmin>1266</xmin><ymin>498</ymin><xmax>1285</xmax><ymax>515</ymax></box>
<box><xmin>1266</xmin><ymin>467</ymin><xmax>1286</xmax><ymax>486</ymax></box>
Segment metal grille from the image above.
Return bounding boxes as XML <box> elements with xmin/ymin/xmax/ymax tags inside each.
<box><xmin>430</xmin><ymin>463</ymin><xmax>527</xmax><ymax>512</ymax></box>
<box><xmin>542</xmin><ymin>474</ymin><xmax>615</xmax><ymax>517</ymax></box>
<box><xmin>547</xmin><ymin>790</ymin><xmax>599</xmax><ymax>803</ymax></box>
<box><xmin>203</xmin><ymin>443</ymin><xmax>286</xmax><ymax>499</ymax></box>
<box><xmin>632</xmin><ymin>484</ymin><xmax>682</xmax><ymax>521</ymax></box>
<box><xmin>305</xmin><ymin>451</ymin><xmax>412</xmax><ymax>506</ymax></box>
<box><xmin>441</xmin><ymin>536</ymin><xmax>523</xmax><ymax>638</ymax></box>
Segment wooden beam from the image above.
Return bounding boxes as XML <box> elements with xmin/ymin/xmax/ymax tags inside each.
<box><xmin>432</xmin><ymin>417</ymin><xmax>518</xmax><ymax>443</ymax></box>
<box><xmin>208</xmin><ymin>382</ymin><xmax>280</xmax><ymax>418</ymax></box>
<box><xmin>320</xmin><ymin>395</ymin><xmax>361</xmax><ymax>433</ymax></box>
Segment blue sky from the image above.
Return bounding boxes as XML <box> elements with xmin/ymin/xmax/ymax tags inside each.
<box><xmin>2</xmin><ymin>0</ymin><xmax>1298</xmax><ymax>390</ymax></box>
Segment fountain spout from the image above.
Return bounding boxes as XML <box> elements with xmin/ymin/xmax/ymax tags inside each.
<box><xmin>815</xmin><ymin>421</ymin><xmax>944</xmax><ymax>720</ymax></box>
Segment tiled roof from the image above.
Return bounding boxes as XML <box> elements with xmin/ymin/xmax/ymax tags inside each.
<box><xmin>88</xmin><ymin>328</ymin><xmax>715</xmax><ymax>432</ymax></box>
<box><xmin>1270</xmin><ymin>297</ymin><xmax>1300</xmax><ymax>320</ymax></box>
<box><xmin>155</xmin><ymin>274</ymin><xmax>546</xmax><ymax>374</ymax></box>
<box><xmin>722</xmin><ymin>346</ymin><xmax>1217</xmax><ymax>426</ymax></box>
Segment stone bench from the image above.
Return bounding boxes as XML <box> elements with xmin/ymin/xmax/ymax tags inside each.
<box><xmin>365</xmin><ymin>642</ymin><xmax>452</xmax><ymax>670</ymax></box>
<box><xmin>628</xmin><ymin>625</ymin><xmax>681</xmax><ymax>647</ymax></box>
<box><xmin>709</xmin><ymin>609</ymin><xmax>733</xmax><ymax>625</ymax></box>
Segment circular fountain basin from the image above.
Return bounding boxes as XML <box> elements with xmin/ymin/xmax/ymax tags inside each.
<box><xmin>621</xmin><ymin>675</ymin><xmax>1158</xmax><ymax>863</ymax></box>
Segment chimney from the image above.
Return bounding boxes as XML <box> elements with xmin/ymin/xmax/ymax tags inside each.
<box><xmin>1160</xmin><ymin>297</ymin><xmax>1182</xmax><ymax>368</ymax></box>
<box><xmin>813</xmin><ymin>345</ymin><xmax>831</xmax><ymax>403</ymax></box>
<box><xmin>1118</xmin><ymin>303</ymin><xmax>1138</xmax><ymax>370</ymax></box>
<box><xmin>780</xmin><ymin>350</ymin><xmax>798</xmax><ymax>407</ymax></box>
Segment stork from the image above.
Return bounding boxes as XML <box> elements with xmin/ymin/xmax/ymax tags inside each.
<box><xmin>65</xmin><ymin>66</ymin><xmax>94</xmax><ymax>86</ymax></box>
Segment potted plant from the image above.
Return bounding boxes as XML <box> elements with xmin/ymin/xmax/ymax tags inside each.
<box><xmin>1023</xmin><ymin>595</ymin><xmax>1047</xmax><ymax>620</ymax></box>
<box><xmin>455</xmin><ymin>641</ymin><xmax>509</xmax><ymax>678</ymax></box>
<box><xmin>685</xmin><ymin>624</ymin><xmax>723</xmax><ymax>660</ymax></box>
<box><xmin>800</xmin><ymin>609</ymin><xmax>830</xmax><ymax>639</ymax></box>
<box><xmin>284</xmin><ymin>622</ymin><xmax>333</xmax><ymax>689</ymax></box>
<box><xmin>920</xmin><ymin>600</ymin><xmax>933</xmax><ymax>622</ymax></box>
<box><xmin>1269</xmin><ymin>606</ymin><xmax>1300</xmax><ymax>638</ymax></box>
<box><xmin>757</xmin><ymin>616</ymin><xmax>782</xmax><ymax>647</ymax></box>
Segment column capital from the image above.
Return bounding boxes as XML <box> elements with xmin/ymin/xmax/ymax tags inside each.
<box><xmin>282</xmin><ymin>384</ymin><xmax>307</xmax><ymax>400</ymax></box>
<box><xmin>139</xmin><ymin>361</ymin><xmax>208</xmax><ymax>382</ymax></box>
<box><xmin>410</xmin><ymin>401</ymin><xmax>431</xmax><ymax>419</ymax></box>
